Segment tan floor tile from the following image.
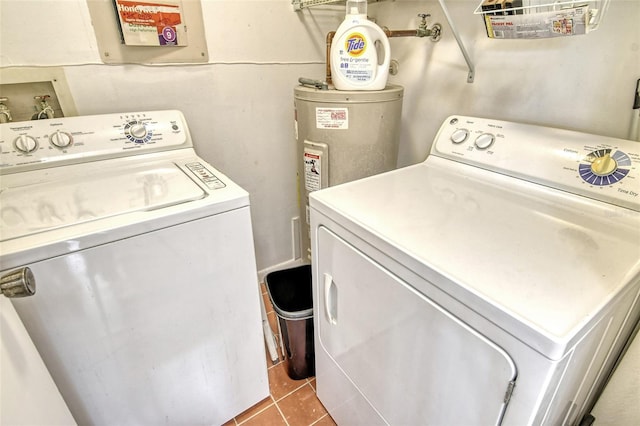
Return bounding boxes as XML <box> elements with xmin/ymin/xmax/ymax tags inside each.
<box><xmin>312</xmin><ymin>413</ymin><xmax>338</xmax><ymax>426</ymax></box>
<box><xmin>277</xmin><ymin>383</ymin><xmax>329</xmax><ymax>426</ymax></box>
<box><xmin>239</xmin><ymin>404</ymin><xmax>287</xmax><ymax>426</ymax></box>
<box><xmin>235</xmin><ymin>395</ymin><xmax>274</xmax><ymax>424</ymax></box>
<box><xmin>308</xmin><ymin>377</ymin><xmax>316</xmax><ymax>391</ymax></box>
<box><xmin>268</xmin><ymin>362</ymin><xmax>308</xmax><ymax>401</ymax></box>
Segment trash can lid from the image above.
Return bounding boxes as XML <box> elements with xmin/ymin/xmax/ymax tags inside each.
<box><xmin>265</xmin><ymin>265</ymin><xmax>313</xmax><ymax>319</ymax></box>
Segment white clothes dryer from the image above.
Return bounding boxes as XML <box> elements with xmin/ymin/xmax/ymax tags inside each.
<box><xmin>0</xmin><ymin>111</ymin><xmax>268</xmax><ymax>425</ymax></box>
<box><xmin>310</xmin><ymin>115</ymin><xmax>640</xmax><ymax>425</ymax></box>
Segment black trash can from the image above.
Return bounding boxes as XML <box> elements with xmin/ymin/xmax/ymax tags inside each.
<box><xmin>265</xmin><ymin>264</ymin><xmax>315</xmax><ymax>380</ymax></box>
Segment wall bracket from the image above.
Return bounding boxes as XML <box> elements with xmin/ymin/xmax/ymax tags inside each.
<box><xmin>437</xmin><ymin>0</ymin><xmax>475</xmax><ymax>83</ymax></box>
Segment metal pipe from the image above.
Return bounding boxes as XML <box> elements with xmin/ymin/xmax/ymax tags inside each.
<box><xmin>34</xmin><ymin>95</ymin><xmax>54</xmax><ymax>120</ymax></box>
<box><xmin>325</xmin><ymin>18</ymin><xmax>440</xmax><ymax>84</ymax></box>
<box><xmin>384</xmin><ymin>29</ymin><xmax>421</xmax><ymax>37</ymax></box>
<box><xmin>630</xmin><ymin>78</ymin><xmax>640</xmax><ymax>141</ymax></box>
<box><xmin>299</xmin><ymin>77</ymin><xmax>329</xmax><ymax>90</ymax></box>
<box><xmin>0</xmin><ymin>97</ymin><xmax>11</xmax><ymax>123</ymax></box>
<box><xmin>326</xmin><ymin>31</ymin><xmax>335</xmax><ymax>84</ymax></box>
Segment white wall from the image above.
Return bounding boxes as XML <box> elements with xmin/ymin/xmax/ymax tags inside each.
<box><xmin>379</xmin><ymin>0</ymin><xmax>640</xmax><ymax>166</ymax></box>
<box><xmin>1</xmin><ymin>0</ymin><xmax>639</xmax><ymax>272</ymax></box>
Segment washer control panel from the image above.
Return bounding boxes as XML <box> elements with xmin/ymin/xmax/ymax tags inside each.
<box><xmin>432</xmin><ymin>115</ymin><xmax>640</xmax><ymax>211</ymax></box>
<box><xmin>0</xmin><ymin>110</ymin><xmax>191</xmax><ymax>173</ymax></box>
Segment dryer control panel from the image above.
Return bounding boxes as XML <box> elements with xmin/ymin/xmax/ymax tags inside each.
<box><xmin>0</xmin><ymin>110</ymin><xmax>192</xmax><ymax>174</ymax></box>
<box><xmin>432</xmin><ymin>115</ymin><xmax>640</xmax><ymax>212</ymax></box>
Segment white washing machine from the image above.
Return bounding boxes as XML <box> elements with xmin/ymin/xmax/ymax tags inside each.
<box><xmin>310</xmin><ymin>115</ymin><xmax>640</xmax><ymax>425</ymax></box>
<box><xmin>0</xmin><ymin>110</ymin><xmax>268</xmax><ymax>425</ymax></box>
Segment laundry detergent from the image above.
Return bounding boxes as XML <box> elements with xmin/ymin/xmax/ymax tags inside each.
<box><xmin>330</xmin><ymin>0</ymin><xmax>391</xmax><ymax>91</ymax></box>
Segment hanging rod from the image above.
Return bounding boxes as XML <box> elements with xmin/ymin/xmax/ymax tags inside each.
<box><xmin>292</xmin><ymin>0</ymin><xmax>387</xmax><ymax>12</ymax></box>
<box><xmin>292</xmin><ymin>0</ymin><xmax>339</xmax><ymax>10</ymax></box>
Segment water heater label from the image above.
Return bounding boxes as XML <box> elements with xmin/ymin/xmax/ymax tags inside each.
<box><xmin>316</xmin><ymin>108</ymin><xmax>348</xmax><ymax>130</ymax></box>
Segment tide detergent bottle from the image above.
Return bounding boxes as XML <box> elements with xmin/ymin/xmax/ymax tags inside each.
<box><xmin>330</xmin><ymin>0</ymin><xmax>391</xmax><ymax>90</ymax></box>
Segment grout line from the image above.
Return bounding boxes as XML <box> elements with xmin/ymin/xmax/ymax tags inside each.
<box><xmin>309</xmin><ymin>413</ymin><xmax>331</xmax><ymax>426</ymax></box>
<box><xmin>235</xmin><ymin>395</ymin><xmax>277</xmax><ymax>426</ymax></box>
<box><xmin>273</xmin><ymin>381</ymin><xmax>313</xmax><ymax>403</ymax></box>
<box><xmin>273</xmin><ymin>399</ymin><xmax>290</xmax><ymax>426</ymax></box>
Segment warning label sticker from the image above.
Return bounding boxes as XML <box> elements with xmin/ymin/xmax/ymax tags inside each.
<box><xmin>304</xmin><ymin>149</ymin><xmax>322</xmax><ymax>192</ymax></box>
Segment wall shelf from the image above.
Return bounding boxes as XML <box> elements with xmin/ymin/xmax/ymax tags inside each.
<box><xmin>475</xmin><ymin>0</ymin><xmax>611</xmax><ymax>39</ymax></box>
<box><xmin>292</xmin><ymin>0</ymin><xmax>387</xmax><ymax>12</ymax></box>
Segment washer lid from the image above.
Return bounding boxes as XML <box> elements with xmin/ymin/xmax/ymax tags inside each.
<box><xmin>310</xmin><ymin>157</ymin><xmax>640</xmax><ymax>358</ymax></box>
<box><xmin>0</xmin><ymin>162</ymin><xmax>206</xmax><ymax>242</ymax></box>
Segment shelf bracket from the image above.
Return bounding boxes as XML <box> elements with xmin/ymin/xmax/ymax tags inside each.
<box><xmin>438</xmin><ymin>0</ymin><xmax>475</xmax><ymax>83</ymax></box>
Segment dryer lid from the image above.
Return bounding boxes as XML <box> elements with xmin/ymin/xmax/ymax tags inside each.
<box><xmin>310</xmin><ymin>157</ymin><xmax>640</xmax><ymax>358</ymax></box>
<box><xmin>0</xmin><ymin>162</ymin><xmax>206</xmax><ymax>242</ymax></box>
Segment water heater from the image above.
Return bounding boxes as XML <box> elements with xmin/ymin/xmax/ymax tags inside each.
<box><xmin>294</xmin><ymin>84</ymin><xmax>404</xmax><ymax>260</ymax></box>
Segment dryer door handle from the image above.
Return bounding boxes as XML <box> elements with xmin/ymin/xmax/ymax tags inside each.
<box><xmin>324</xmin><ymin>273</ymin><xmax>338</xmax><ymax>325</ymax></box>
<box><xmin>1</xmin><ymin>267</ymin><xmax>36</xmax><ymax>298</ymax></box>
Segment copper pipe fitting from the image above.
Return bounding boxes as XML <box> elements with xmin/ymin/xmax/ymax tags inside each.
<box><xmin>326</xmin><ymin>31</ymin><xmax>335</xmax><ymax>85</ymax></box>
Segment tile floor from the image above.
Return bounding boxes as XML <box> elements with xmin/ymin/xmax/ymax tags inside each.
<box><xmin>222</xmin><ymin>284</ymin><xmax>336</xmax><ymax>426</ymax></box>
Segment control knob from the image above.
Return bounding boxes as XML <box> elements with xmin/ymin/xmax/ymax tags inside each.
<box><xmin>450</xmin><ymin>129</ymin><xmax>469</xmax><ymax>144</ymax></box>
<box><xmin>50</xmin><ymin>130</ymin><xmax>72</xmax><ymax>148</ymax></box>
<box><xmin>578</xmin><ymin>149</ymin><xmax>629</xmax><ymax>186</ymax></box>
<box><xmin>590</xmin><ymin>153</ymin><xmax>617</xmax><ymax>176</ymax></box>
<box><xmin>474</xmin><ymin>133</ymin><xmax>495</xmax><ymax>150</ymax></box>
<box><xmin>14</xmin><ymin>135</ymin><xmax>38</xmax><ymax>153</ymax></box>
<box><xmin>129</xmin><ymin>122</ymin><xmax>147</xmax><ymax>139</ymax></box>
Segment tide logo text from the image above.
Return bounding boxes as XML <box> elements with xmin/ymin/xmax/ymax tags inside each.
<box><xmin>345</xmin><ymin>33</ymin><xmax>366</xmax><ymax>56</ymax></box>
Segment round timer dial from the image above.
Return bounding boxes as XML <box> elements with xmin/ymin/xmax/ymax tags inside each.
<box><xmin>450</xmin><ymin>129</ymin><xmax>469</xmax><ymax>144</ymax></box>
<box><xmin>50</xmin><ymin>130</ymin><xmax>73</xmax><ymax>148</ymax></box>
<box><xmin>579</xmin><ymin>148</ymin><xmax>631</xmax><ymax>186</ymax></box>
<box><xmin>14</xmin><ymin>135</ymin><xmax>38</xmax><ymax>153</ymax></box>
<box><xmin>474</xmin><ymin>133</ymin><xmax>495</xmax><ymax>150</ymax></box>
<box><xmin>124</xmin><ymin>120</ymin><xmax>152</xmax><ymax>144</ymax></box>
